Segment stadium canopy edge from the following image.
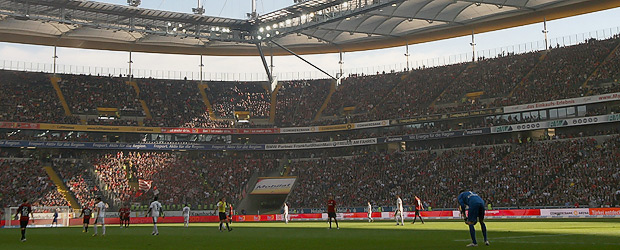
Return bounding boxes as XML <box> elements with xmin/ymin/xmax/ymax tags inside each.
<box><xmin>0</xmin><ymin>0</ymin><xmax>618</xmax><ymax>56</ymax></box>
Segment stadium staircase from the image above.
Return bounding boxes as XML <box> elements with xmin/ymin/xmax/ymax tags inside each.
<box><xmin>313</xmin><ymin>80</ymin><xmax>337</xmax><ymax>121</ymax></box>
<box><xmin>429</xmin><ymin>63</ymin><xmax>471</xmax><ymax>107</ymax></box>
<box><xmin>197</xmin><ymin>83</ymin><xmax>216</xmax><ymax>119</ymax></box>
<box><xmin>369</xmin><ymin>72</ymin><xmax>411</xmax><ymax>114</ymax></box>
<box><xmin>43</xmin><ymin>166</ymin><xmax>80</xmax><ymax>209</ymax></box>
<box><xmin>126</xmin><ymin>81</ymin><xmax>152</xmax><ymax>120</ymax></box>
<box><xmin>581</xmin><ymin>39</ymin><xmax>620</xmax><ymax>91</ymax></box>
<box><xmin>269</xmin><ymin>82</ymin><xmax>283</xmax><ymax>123</ymax></box>
<box><xmin>49</xmin><ymin>76</ymin><xmax>73</xmax><ymax>117</ymax></box>
<box><xmin>507</xmin><ymin>52</ymin><xmax>547</xmax><ymax>98</ymax></box>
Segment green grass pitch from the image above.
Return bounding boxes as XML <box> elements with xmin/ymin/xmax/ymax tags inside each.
<box><xmin>1</xmin><ymin>219</ymin><xmax>620</xmax><ymax>249</ymax></box>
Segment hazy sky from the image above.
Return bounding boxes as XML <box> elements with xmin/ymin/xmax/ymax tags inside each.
<box><xmin>1</xmin><ymin>1</ymin><xmax>619</xmax><ymax>80</ymax></box>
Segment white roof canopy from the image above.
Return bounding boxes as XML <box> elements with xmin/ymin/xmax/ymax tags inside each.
<box><xmin>0</xmin><ymin>0</ymin><xmax>617</xmax><ymax>56</ymax></box>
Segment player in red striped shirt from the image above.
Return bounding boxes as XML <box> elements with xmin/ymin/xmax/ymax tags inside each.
<box><xmin>15</xmin><ymin>199</ymin><xmax>34</xmax><ymax>242</ymax></box>
<box><xmin>412</xmin><ymin>196</ymin><xmax>425</xmax><ymax>224</ymax></box>
<box><xmin>327</xmin><ymin>196</ymin><xmax>339</xmax><ymax>229</ymax></box>
<box><xmin>119</xmin><ymin>204</ymin><xmax>130</xmax><ymax>228</ymax></box>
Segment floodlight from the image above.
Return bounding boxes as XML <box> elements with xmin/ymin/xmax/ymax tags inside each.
<box><xmin>127</xmin><ymin>0</ymin><xmax>141</xmax><ymax>7</ymax></box>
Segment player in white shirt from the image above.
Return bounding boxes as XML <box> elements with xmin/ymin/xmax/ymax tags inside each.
<box><xmin>147</xmin><ymin>196</ymin><xmax>164</xmax><ymax>235</ymax></box>
<box><xmin>367</xmin><ymin>202</ymin><xmax>374</xmax><ymax>222</ymax></box>
<box><xmin>395</xmin><ymin>195</ymin><xmax>404</xmax><ymax>226</ymax></box>
<box><xmin>93</xmin><ymin>197</ymin><xmax>108</xmax><ymax>236</ymax></box>
<box><xmin>182</xmin><ymin>204</ymin><xmax>190</xmax><ymax>228</ymax></box>
<box><xmin>283</xmin><ymin>202</ymin><xmax>289</xmax><ymax>224</ymax></box>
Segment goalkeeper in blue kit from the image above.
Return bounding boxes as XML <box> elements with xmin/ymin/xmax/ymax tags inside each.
<box><xmin>458</xmin><ymin>190</ymin><xmax>489</xmax><ymax>247</ymax></box>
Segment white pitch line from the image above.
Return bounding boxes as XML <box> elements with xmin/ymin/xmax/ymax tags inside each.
<box><xmin>454</xmin><ymin>234</ymin><xmax>569</xmax><ymax>242</ymax></box>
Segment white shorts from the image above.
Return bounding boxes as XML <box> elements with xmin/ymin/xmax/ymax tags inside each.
<box><xmin>184</xmin><ymin>215</ymin><xmax>189</xmax><ymax>221</ymax></box>
<box><xmin>152</xmin><ymin>217</ymin><xmax>158</xmax><ymax>223</ymax></box>
<box><xmin>95</xmin><ymin>217</ymin><xmax>105</xmax><ymax>225</ymax></box>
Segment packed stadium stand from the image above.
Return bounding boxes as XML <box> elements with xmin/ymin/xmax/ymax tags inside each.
<box><xmin>278</xmin><ymin>135</ymin><xmax>620</xmax><ymax>209</ymax></box>
<box><xmin>0</xmin><ymin>71</ymin><xmax>79</xmax><ymax>125</ymax></box>
<box><xmin>1</xmin><ymin>36</ymin><xmax>619</xmax><ymax>130</ymax></box>
<box><xmin>275</xmin><ymin>80</ymin><xmax>332</xmax><ymax>126</ymax></box>
<box><xmin>0</xmin><ymin>159</ymin><xmax>70</xmax><ymax>209</ymax></box>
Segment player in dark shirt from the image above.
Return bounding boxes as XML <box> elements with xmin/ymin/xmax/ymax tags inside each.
<box><xmin>123</xmin><ymin>204</ymin><xmax>131</xmax><ymax>228</ymax></box>
<box><xmin>327</xmin><ymin>196</ymin><xmax>339</xmax><ymax>229</ymax></box>
<box><xmin>79</xmin><ymin>207</ymin><xmax>92</xmax><ymax>233</ymax></box>
<box><xmin>228</xmin><ymin>204</ymin><xmax>234</xmax><ymax>224</ymax></box>
<box><xmin>458</xmin><ymin>190</ymin><xmax>489</xmax><ymax>247</ymax></box>
<box><xmin>412</xmin><ymin>196</ymin><xmax>425</xmax><ymax>224</ymax></box>
<box><xmin>15</xmin><ymin>199</ymin><xmax>34</xmax><ymax>242</ymax></box>
<box><xmin>119</xmin><ymin>205</ymin><xmax>130</xmax><ymax>228</ymax></box>
<box><xmin>52</xmin><ymin>209</ymin><xmax>58</xmax><ymax>227</ymax></box>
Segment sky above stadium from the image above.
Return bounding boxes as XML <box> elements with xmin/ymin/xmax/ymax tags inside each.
<box><xmin>0</xmin><ymin>1</ymin><xmax>619</xmax><ymax>80</ymax></box>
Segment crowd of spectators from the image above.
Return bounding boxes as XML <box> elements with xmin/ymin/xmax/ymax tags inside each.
<box><xmin>54</xmin><ymin>160</ymin><xmax>100</xmax><ymax>208</ymax></box>
<box><xmin>375</xmin><ymin>63</ymin><xmax>467</xmax><ymax>119</ymax></box>
<box><xmin>2</xmin><ymin>132</ymin><xmax>620</xmax><ymax>210</ymax></box>
<box><xmin>90</xmin><ymin>151</ymin><xmax>277</xmax><ymax>208</ymax></box>
<box><xmin>439</xmin><ymin>52</ymin><xmax>539</xmax><ymax>103</ymax></box>
<box><xmin>288</xmin><ymin>136</ymin><xmax>620</xmax><ymax>209</ymax></box>
<box><xmin>138</xmin><ymin>79</ymin><xmax>209</xmax><ymax>127</ymax></box>
<box><xmin>510</xmin><ymin>38</ymin><xmax>618</xmax><ymax>106</ymax></box>
<box><xmin>208</xmin><ymin>82</ymin><xmax>271</xmax><ymax>119</ymax></box>
<box><xmin>590</xmin><ymin>36</ymin><xmax>620</xmax><ymax>85</ymax></box>
<box><xmin>0</xmin><ymin>159</ymin><xmax>69</xmax><ymax>209</ymax></box>
<box><xmin>91</xmin><ymin>152</ymin><xmax>134</xmax><ymax>206</ymax></box>
<box><xmin>0</xmin><ymin>70</ymin><xmax>79</xmax><ymax>124</ymax></box>
<box><xmin>1</xmin><ymin>37</ymin><xmax>620</xmax><ymax>129</ymax></box>
<box><xmin>58</xmin><ymin>74</ymin><xmax>143</xmax><ymax>116</ymax></box>
<box><xmin>323</xmin><ymin>73</ymin><xmax>405</xmax><ymax>117</ymax></box>
<box><xmin>275</xmin><ymin>80</ymin><xmax>331</xmax><ymax>126</ymax></box>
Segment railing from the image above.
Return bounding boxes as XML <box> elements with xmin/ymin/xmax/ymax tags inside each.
<box><xmin>1</xmin><ymin>26</ymin><xmax>619</xmax><ymax>81</ymax></box>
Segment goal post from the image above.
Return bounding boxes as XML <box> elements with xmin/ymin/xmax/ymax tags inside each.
<box><xmin>4</xmin><ymin>206</ymin><xmax>72</xmax><ymax>228</ymax></box>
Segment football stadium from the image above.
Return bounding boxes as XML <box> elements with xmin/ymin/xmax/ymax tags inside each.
<box><xmin>1</xmin><ymin>0</ymin><xmax>620</xmax><ymax>249</ymax></box>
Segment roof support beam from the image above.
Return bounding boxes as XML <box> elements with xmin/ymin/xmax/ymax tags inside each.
<box><xmin>455</xmin><ymin>0</ymin><xmax>536</xmax><ymax>11</ymax></box>
<box><xmin>314</xmin><ymin>26</ymin><xmax>398</xmax><ymax>38</ymax></box>
<box><xmin>256</xmin><ymin>43</ymin><xmax>274</xmax><ymax>83</ymax></box>
<box><xmin>271</xmin><ymin>40</ymin><xmax>337</xmax><ymax>81</ymax></box>
<box><xmin>367</xmin><ymin>13</ymin><xmax>459</xmax><ymax>24</ymax></box>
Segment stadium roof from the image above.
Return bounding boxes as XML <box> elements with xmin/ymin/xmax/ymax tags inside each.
<box><xmin>0</xmin><ymin>0</ymin><xmax>618</xmax><ymax>56</ymax></box>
